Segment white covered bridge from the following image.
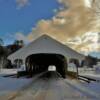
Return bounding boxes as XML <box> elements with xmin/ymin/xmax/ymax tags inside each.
<box><xmin>8</xmin><ymin>35</ymin><xmax>85</xmax><ymax>78</ymax></box>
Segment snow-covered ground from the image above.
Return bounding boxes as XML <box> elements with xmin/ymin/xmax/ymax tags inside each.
<box><xmin>68</xmin><ymin>67</ymin><xmax>100</xmax><ymax>79</ymax></box>
<box><xmin>0</xmin><ymin>77</ymin><xmax>32</xmax><ymax>96</ymax></box>
<box><xmin>0</xmin><ymin>68</ymin><xmax>100</xmax><ymax>100</ymax></box>
<box><xmin>67</xmin><ymin>67</ymin><xmax>100</xmax><ymax>98</ymax></box>
<box><xmin>64</xmin><ymin>79</ymin><xmax>100</xmax><ymax>99</ymax></box>
<box><xmin>0</xmin><ymin>68</ymin><xmax>17</xmax><ymax>76</ymax></box>
<box><xmin>0</xmin><ymin>71</ymin><xmax>99</xmax><ymax>100</ymax></box>
<box><xmin>78</xmin><ymin>68</ymin><xmax>100</xmax><ymax>80</ymax></box>
<box><xmin>78</xmin><ymin>68</ymin><xmax>100</xmax><ymax>96</ymax></box>
<box><xmin>0</xmin><ymin>69</ymin><xmax>32</xmax><ymax>96</ymax></box>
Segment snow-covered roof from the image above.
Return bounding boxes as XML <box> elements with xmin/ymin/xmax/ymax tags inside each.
<box><xmin>8</xmin><ymin>35</ymin><xmax>85</xmax><ymax>63</ymax></box>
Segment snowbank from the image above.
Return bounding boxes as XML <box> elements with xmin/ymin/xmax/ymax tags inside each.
<box><xmin>78</xmin><ymin>68</ymin><xmax>100</xmax><ymax>80</ymax></box>
<box><xmin>0</xmin><ymin>69</ymin><xmax>17</xmax><ymax>76</ymax></box>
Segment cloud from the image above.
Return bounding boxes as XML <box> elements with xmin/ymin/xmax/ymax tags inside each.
<box><xmin>67</xmin><ymin>32</ymin><xmax>100</xmax><ymax>53</ymax></box>
<box><xmin>15</xmin><ymin>32</ymin><xmax>30</xmax><ymax>42</ymax></box>
<box><xmin>84</xmin><ymin>0</ymin><xmax>92</xmax><ymax>8</ymax></box>
<box><xmin>24</xmin><ymin>0</ymin><xmax>96</xmax><ymax>42</ymax></box>
<box><xmin>14</xmin><ymin>30</ymin><xmax>42</xmax><ymax>43</ymax></box>
<box><xmin>16</xmin><ymin>0</ymin><xmax>30</xmax><ymax>9</ymax></box>
<box><xmin>14</xmin><ymin>0</ymin><xmax>100</xmax><ymax>54</ymax></box>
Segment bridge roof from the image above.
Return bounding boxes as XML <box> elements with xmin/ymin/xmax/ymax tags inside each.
<box><xmin>8</xmin><ymin>34</ymin><xmax>85</xmax><ymax>62</ymax></box>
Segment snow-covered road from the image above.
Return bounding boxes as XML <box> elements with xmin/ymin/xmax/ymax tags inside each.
<box><xmin>0</xmin><ymin>71</ymin><xmax>100</xmax><ymax>100</ymax></box>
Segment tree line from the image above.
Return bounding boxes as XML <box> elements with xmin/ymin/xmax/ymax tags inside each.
<box><xmin>0</xmin><ymin>38</ymin><xmax>24</xmax><ymax>69</ymax></box>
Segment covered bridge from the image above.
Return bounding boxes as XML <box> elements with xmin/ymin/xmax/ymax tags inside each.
<box><xmin>8</xmin><ymin>35</ymin><xmax>85</xmax><ymax>78</ymax></box>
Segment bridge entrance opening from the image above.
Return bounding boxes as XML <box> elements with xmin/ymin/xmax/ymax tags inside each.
<box><xmin>25</xmin><ymin>53</ymin><xmax>67</xmax><ymax>78</ymax></box>
<box><xmin>48</xmin><ymin>65</ymin><xmax>56</xmax><ymax>71</ymax></box>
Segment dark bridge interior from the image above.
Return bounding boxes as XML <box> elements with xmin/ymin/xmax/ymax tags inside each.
<box><xmin>25</xmin><ymin>53</ymin><xmax>67</xmax><ymax>78</ymax></box>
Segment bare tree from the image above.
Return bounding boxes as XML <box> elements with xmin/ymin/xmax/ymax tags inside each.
<box><xmin>0</xmin><ymin>46</ymin><xmax>5</xmax><ymax>71</ymax></box>
<box><xmin>0</xmin><ymin>39</ymin><xmax>8</xmax><ymax>70</ymax></box>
